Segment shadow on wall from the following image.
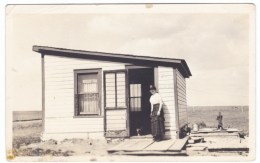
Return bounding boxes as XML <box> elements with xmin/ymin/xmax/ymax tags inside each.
<box><xmin>13</xmin><ymin>111</ymin><xmax>42</xmax><ymax>122</ymax></box>
<box><xmin>162</xmin><ymin>103</ymin><xmax>174</xmax><ymax>140</ymax></box>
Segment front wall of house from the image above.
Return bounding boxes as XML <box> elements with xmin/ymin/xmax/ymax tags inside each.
<box><xmin>43</xmin><ymin>55</ymin><xmax>126</xmax><ymax>140</ymax></box>
<box><xmin>157</xmin><ymin>66</ymin><xmax>177</xmax><ymax>139</ymax></box>
<box><xmin>43</xmin><ymin>56</ymin><xmax>183</xmax><ymax>140</ymax></box>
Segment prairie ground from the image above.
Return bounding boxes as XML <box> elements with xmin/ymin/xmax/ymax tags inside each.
<box><xmin>12</xmin><ymin>120</ymin><xmax>120</xmax><ymax>157</ymax></box>
<box><xmin>187</xmin><ymin>107</ymin><xmax>249</xmax><ymax>135</ymax></box>
<box><xmin>12</xmin><ymin>107</ymin><xmax>250</xmax><ymax>159</ymax></box>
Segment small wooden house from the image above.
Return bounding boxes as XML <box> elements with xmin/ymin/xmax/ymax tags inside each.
<box><xmin>33</xmin><ymin>46</ymin><xmax>192</xmax><ymax>141</ymax></box>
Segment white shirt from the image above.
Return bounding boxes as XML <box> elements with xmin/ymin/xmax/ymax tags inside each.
<box><xmin>149</xmin><ymin>93</ymin><xmax>163</xmax><ymax>105</ymax></box>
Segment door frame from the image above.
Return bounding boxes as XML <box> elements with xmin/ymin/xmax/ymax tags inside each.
<box><xmin>125</xmin><ymin>66</ymin><xmax>157</xmax><ymax>136</ymax></box>
<box><xmin>103</xmin><ymin>66</ymin><xmax>158</xmax><ymax>138</ymax></box>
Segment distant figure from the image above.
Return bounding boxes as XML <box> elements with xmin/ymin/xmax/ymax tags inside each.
<box><xmin>216</xmin><ymin>112</ymin><xmax>224</xmax><ymax>130</ymax></box>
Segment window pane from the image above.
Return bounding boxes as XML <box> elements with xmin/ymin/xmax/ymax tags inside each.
<box><xmin>79</xmin><ymin>93</ymin><xmax>99</xmax><ymax>114</ymax></box>
<box><xmin>116</xmin><ymin>72</ymin><xmax>126</xmax><ymax>107</ymax></box>
<box><xmin>105</xmin><ymin>73</ymin><xmax>116</xmax><ymax>107</ymax></box>
<box><xmin>130</xmin><ymin>84</ymin><xmax>141</xmax><ymax>111</ymax></box>
<box><xmin>130</xmin><ymin>84</ymin><xmax>141</xmax><ymax>97</ymax></box>
<box><xmin>78</xmin><ymin>74</ymin><xmax>97</xmax><ymax>94</ymax></box>
<box><xmin>130</xmin><ymin>97</ymin><xmax>141</xmax><ymax>111</ymax></box>
<box><xmin>77</xmin><ymin>73</ymin><xmax>99</xmax><ymax>114</ymax></box>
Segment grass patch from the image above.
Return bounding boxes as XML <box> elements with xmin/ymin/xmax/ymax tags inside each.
<box><xmin>187</xmin><ymin>106</ymin><xmax>249</xmax><ymax>135</ymax></box>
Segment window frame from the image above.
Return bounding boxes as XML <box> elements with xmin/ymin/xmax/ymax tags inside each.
<box><xmin>74</xmin><ymin>69</ymin><xmax>102</xmax><ymax>117</ymax></box>
<box><xmin>104</xmin><ymin>70</ymin><xmax>127</xmax><ymax>110</ymax></box>
<box><xmin>129</xmin><ymin>83</ymin><xmax>142</xmax><ymax>112</ymax></box>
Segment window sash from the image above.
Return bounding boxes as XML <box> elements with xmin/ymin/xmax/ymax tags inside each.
<box><xmin>74</xmin><ymin>69</ymin><xmax>101</xmax><ymax>116</ymax></box>
<box><xmin>78</xmin><ymin>93</ymin><xmax>99</xmax><ymax>115</ymax></box>
<box><xmin>129</xmin><ymin>84</ymin><xmax>142</xmax><ymax>111</ymax></box>
<box><xmin>105</xmin><ymin>71</ymin><xmax>126</xmax><ymax>109</ymax></box>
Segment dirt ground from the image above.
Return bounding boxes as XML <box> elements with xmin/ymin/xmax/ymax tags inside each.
<box><xmin>12</xmin><ymin>120</ymin><xmax>122</xmax><ymax>157</ymax></box>
<box><xmin>12</xmin><ymin>118</ymin><xmax>250</xmax><ymax>160</ymax></box>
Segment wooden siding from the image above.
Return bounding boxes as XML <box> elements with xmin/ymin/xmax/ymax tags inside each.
<box><xmin>105</xmin><ymin>73</ymin><xmax>116</xmax><ymax>107</ymax></box>
<box><xmin>116</xmin><ymin>73</ymin><xmax>126</xmax><ymax>107</ymax></box>
<box><xmin>106</xmin><ymin>109</ymin><xmax>127</xmax><ymax>130</ymax></box>
<box><xmin>176</xmin><ymin>69</ymin><xmax>188</xmax><ymax>128</ymax></box>
<box><xmin>158</xmin><ymin>67</ymin><xmax>177</xmax><ymax>139</ymax></box>
<box><xmin>44</xmin><ymin>55</ymin><xmax>125</xmax><ymax>136</ymax></box>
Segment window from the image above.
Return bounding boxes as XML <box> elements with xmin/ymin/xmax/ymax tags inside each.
<box><xmin>104</xmin><ymin>71</ymin><xmax>126</xmax><ymax>109</ymax></box>
<box><xmin>74</xmin><ymin>69</ymin><xmax>101</xmax><ymax>116</ymax></box>
<box><xmin>130</xmin><ymin>84</ymin><xmax>142</xmax><ymax>111</ymax></box>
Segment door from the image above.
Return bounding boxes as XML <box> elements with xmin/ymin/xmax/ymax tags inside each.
<box><xmin>128</xmin><ymin>68</ymin><xmax>154</xmax><ymax>136</ymax></box>
<box><xmin>104</xmin><ymin>70</ymin><xmax>129</xmax><ymax>137</ymax></box>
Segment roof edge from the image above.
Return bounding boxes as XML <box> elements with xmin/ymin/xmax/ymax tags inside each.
<box><xmin>33</xmin><ymin>45</ymin><xmax>192</xmax><ymax>78</ymax></box>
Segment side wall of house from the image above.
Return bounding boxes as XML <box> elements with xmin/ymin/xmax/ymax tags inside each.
<box><xmin>43</xmin><ymin>55</ymin><xmax>125</xmax><ymax>140</ymax></box>
<box><xmin>157</xmin><ymin>66</ymin><xmax>177</xmax><ymax>140</ymax></box>
<box><xmin>176</xmin><ymin>69</ymin><xmax>188</xmax><ymax>129</ymax></box>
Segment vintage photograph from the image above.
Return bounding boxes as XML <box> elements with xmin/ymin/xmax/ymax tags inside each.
<box><xmin>6</xmin><ymin>4</ymin><xmax>255</xmax><ymax>161</ymax></box>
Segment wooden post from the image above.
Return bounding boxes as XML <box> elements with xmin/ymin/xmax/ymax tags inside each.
<box><xmin>154</xmin><ymin>67</ymin><xmax>158</xmax><ymax>89</ymax></box>
<box><xmin>173</xmin><ymin>68</ymin><xmax>180</xmax><ymax>139</ymax></box>
<box><xmin>41</xmin><ymin>54</ymin><xmax>45</xmax><ymax>133</ymax></box>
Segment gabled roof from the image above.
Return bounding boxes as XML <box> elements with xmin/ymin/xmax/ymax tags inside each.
<box><xmin>33</xmin><ymin>45</ymin><xmax>192</xmax><ymax>78</ymax></box>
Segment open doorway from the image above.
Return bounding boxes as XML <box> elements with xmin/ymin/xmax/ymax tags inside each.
<box><xmin>128</xmin><ymin>68</ymin><xmax>154</xmax><ymax>136</ymax></box>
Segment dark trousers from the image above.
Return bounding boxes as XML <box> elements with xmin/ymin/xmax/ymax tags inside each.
<box><xmin>150</xmin><ymin>104</ymin><xmax>165</xmax><ymax>140</ymax></box>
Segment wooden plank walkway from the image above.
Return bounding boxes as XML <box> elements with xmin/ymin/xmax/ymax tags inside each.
<box><xmin>188</xmin><ymin>129</ymin><xmax>249</xmax><ymax>153</ymax></box>
<box><xmin>108</xmin><ymin>139</ymin><xmax>142</xmax><ymax>152</ymax></box>
<box><xmin>108</xmin><ymin>136</ymin><xmax>190</xmax><ymax>155</ymax></box>
<box><xmin>190</xmin><ymin>132</ymin><xmax>239</xmax><ymax>137</ymax></box>
<box><xmin>207</xmin><ymin>137</ymin><xmax>249</xmax><ymax>152</ymax></box>
<box><xmin>191</xmin><ymin>128</ymin><xmax>239</xmax><ymax>134</ymax></box>
<box><xmin>112</xmin><ymin>150</ymin><xmax>188</xmax><ymax>156</ymax></box>
<box><xmin>130</xmin><ymin>135</ymin><xmax>153</xmax><ymax>139</ymax></box>
<box><xmin>168</xmin><ymin>136</ymin><xmax>189</xmax><ymax>152</ymax></box>
<box><xmin>145</xmin><ymin>139</ymin><xmax>176</xmax><ymax>151</ymax></box>
<box><xmin>123</xmin><ymin>139</ymin><xmax>154</xmax><ymax>151</ymax></box>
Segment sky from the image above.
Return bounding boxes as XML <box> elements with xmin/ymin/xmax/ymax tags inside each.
<box><xmin>6</xmin><ymin>4</ymin><xmax>254</xmax><ymax>111</ymax></box>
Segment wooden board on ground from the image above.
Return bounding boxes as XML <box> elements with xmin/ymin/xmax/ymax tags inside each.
<box><xmin>186</xmin><ymin>143</ymin><xmax>208</xmax><ymax>148</ymax></box>
<box><xmin>125</xmin><ymin>139</ymin><xmax>154</xmax><ymax>151</ymax></box>
<box><xmin>226</xmin><ymin>128</ymin><xmax>239</xmax><ymax>132</ymax></box>
<box><xmin>188</xmin><ymin>137</ymin><xmax>204</xmax><ymax>144</ymax></box>
<box><xmin>190</xmin><ymin>132</ymin><xmax>239</xmax><ymax>137</ymax></box>
<box><xmin>194</xmin><ymin>128</ymin><xmax>214</xmax><ymax>133</ymax></box>
<box><xmin>168</xmin><ymin>136</ymin><xmax>189</xmax><ymax>152</ymax></box>
<box><xmin>112</xmin><ymin>150</ymin><xmax>187</xmax><ymax>156</ymax></box>
<box><xmin>144</xmin><ymin>139</ymin><xmax>176</xmax><ymax>151</ymax></box>
<box><xmin>187</xmin><ymin>146</ymin><xmax>207</xmax><ymax>151</ymax></box>
<box><xmin>208</xmin><ymin>146</ymin><xmax>249</xmax><ymax>152</ymax></box>
<box><xmin>207</xmin><ymin>141</ymin><xmax>248</xmax><ymax>150</ymax></box>
<box><xmin>108</xmin><ymin>139</ymin><xmax>141</xmax><ymax>152</ymax></box>
<box><xmin>130</xmin><ymin>135</ymin><xmax>153</xmax><ymax>139</ymax></box>
<box><xmin>192</xmin><ymin>128</ymin><xmax>239</xmax><ymax>134</ymax></box>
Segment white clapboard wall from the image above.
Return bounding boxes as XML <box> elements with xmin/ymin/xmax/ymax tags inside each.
<box><xmin>158</xmin><ymin>66</ymin><xmax>177</xmax><ymax>139</ymax></box>
<box><xmin>43</xmin><ymin>55</ymin><xmax>183</xmax><ymax>140</ymax></box>
<box><xmin>176</xmin><ymin>69</ymin><xmax>188</xmax><ymax>128</ymax></box>
<box><xmin>44</xmin><ymin>55</ymin><xmax>125</xmax><ymax>139</ymax></box>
